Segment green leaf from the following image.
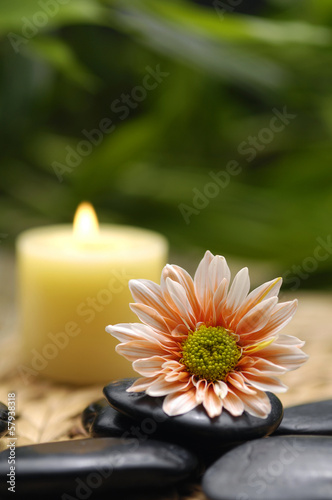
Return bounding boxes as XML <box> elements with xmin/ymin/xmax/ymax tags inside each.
<box><xmin>29</xmin><ymin>36</ymin><xmax>101</xmax><ymax>91</ymax></box>
<box><xmin>104</xmin><ymin>0</ymin><xmax>288</xmax><ymax>92</ymax></box>
<box><xmin>139</xmin><ymin>0</ymin><xmax>331</xmax><ymax>46</ymax></box>
<box><xmin>0</xmin><ymin>0</ymin><xmax>107</xmax><ymax>34</ymax></box>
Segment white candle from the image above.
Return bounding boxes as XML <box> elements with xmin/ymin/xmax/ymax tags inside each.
<box><xmin>16</xmin><ymin>203</ymin><xmax>168</xmax><ymax>385</ymax></box>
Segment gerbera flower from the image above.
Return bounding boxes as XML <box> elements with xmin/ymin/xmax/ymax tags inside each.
<box><xmin>106</xmin><ymin>251</ymin><xmax>308</xmax><ymax>419</ymax></box>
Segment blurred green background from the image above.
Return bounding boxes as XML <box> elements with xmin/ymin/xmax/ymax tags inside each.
<box><xmin>1</xmin><ymin>0</ymin><xmax>332</xmax><ymax>289</ymax></box>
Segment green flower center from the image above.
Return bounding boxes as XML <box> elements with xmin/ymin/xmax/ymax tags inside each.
<box><xmin>180</xmin><ymin>325</ymin><xmax>241</xmax><ymax>382</ymax></box>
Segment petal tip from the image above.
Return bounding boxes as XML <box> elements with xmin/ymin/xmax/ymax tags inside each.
<box><xmin>128</xmin><ymin>278</ymin><xmax>140</xmax><ymax>289</ymax></box>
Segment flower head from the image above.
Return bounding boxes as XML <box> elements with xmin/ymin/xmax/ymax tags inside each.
<box><xmin>106</xmin><ymin>251</ymin><xmax>308</xmax><ymax>419</ymax></box>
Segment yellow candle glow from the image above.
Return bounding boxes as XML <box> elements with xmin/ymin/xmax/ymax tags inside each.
<box><xmin>17</xmin><ymin>203</ymin><xmax>168</xmax><ymax>385</ymax></box>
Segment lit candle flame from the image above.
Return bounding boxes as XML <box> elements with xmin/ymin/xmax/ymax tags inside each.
<box><xmin>73</xmin><ymin>202</ymin><xmax>99</xmax><ymax>240</ymax></box>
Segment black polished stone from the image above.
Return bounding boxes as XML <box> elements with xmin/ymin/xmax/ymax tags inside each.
<box><xmin>0</xmin><ymin>403</ymin><xmax>8</xmax><ymax>438</ymax></box>
<box><xmin>82</xmin><ymin>398</ymin><xmax>137</xmax><ymax>437</ymax></box>
<box><xmin>202</xmin><ymin>435</ymin><xmax>332</xmax><ymax>500</ymax></box>
<box><xmin>82</xmin><ymin>398</ymin><xmax>236</xmax><ymax>465</ymax></box>
<box><xmin>274</xmin><ymin>399</ymin><xmax>332</xmax><ymax>436</ymax></box>
<box><xmin>103</xmin><ymin>378</ymin><xmax>283</xmax><ymax>447</ymax></box>
<box><xmin>0</xmin><ymin>437</ymin><xmax>198</xmax><ymax>497</ymax></box>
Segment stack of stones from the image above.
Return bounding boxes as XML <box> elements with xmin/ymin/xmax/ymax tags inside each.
<box><xmin>0</xmin><ymin>382</ymin><xmax>331</xmax><ymax>499</ymax></box>
<box><xmin>92</xmin><ymin>378</ymin><xmax>284</xmax><ymax>458</ymax></box>
<box><xmin>85</xmin><ymin>379</ymin><xmax>332</xmax><ymax>500</ymax></box>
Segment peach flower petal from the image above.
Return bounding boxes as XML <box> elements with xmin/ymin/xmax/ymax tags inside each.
<box><xmin>231</xmin><ymin>277</ymin><xmax>282</xmax><ymax>326</ymax></box>
<box><xmin>223</xmin><ymin>389</ymin><xmax>245</xmax><ymax>416</ymax></box>
<box><xmin>129</xmin><ymin>303</ymin><xmax>171</xmax><ymax>334</ymax></box>
<box><xmin>162</xmin><ymin>264</ymin><xmax>201</xmax><ymax>315</ymax></box>
<box><xmin>107</xmin><ymin>323</ymin><xmax>177</xmax><ymax>348</ymax></box>
<box><xmin>115</xmin><ymin>340</ymin><xmax>167</xmax><ymax>362</ymax></box>
<box><xmin>163</xmin><ymin>387</ymin><xmax>199</xmax><ymax>416</ymax></box>
<box><xmin>241</xmin><ymin>371</ymin><xmax>288</xmax><ymax>393</ymax></box>
<box><xmin>127</xmin><ymin>375</ymin><xmax>161</xmax><ymax>393</ymax></box>
<box><xmin>194</xmin><ymin>250</ymin><xmax>214</xmax><ymax>310</ymax></box>
<box><xmin>208</xmin><ymin>255</ymin><xmax>231</xmax><ymax>294</ymax></box>
<box><xmin>133</xmin><ymin>356</ymin><xmax>167</xmax><ymax>376</ymax></box>
<box><xmin>253</xmin><ymin>300</ymin><xmax>298</xmax><ymax>338</ymax></box>
<box><xmin>146</xmin><ymin>377</ymin><xmax>191</xmax><ymax>397</ymax></box>
<box><xmin>227</xmin><ymin>372</ymin><xmax>257</xmax><ymax>395</ymax></box>
<box><xmin>203</xmin><ymin>384</ymin><xmax>224</xmax><ymax>418</ymax></box>
<box><xmin>237</xmin><ymin>389</ymin><xmax>272</xmax><ymax>418</ymax></box>
<box><xmin>165</xmin><ymin>278</ymin><xmax>196</xmax><ymax>329</ymax></box>
<box><xmin>129</xmin><ymin>279</ymin><xmax>178</xmax><ymax>321</ymax></box>
<box><xmin>236</xmin><ymin>296</ymin><xmax>278</xmax><ymax>336</ymax></box>
<box><xmin>225</xmin><ymin>267</ymin><xmax>250</xmax><ymax>313</ymax></box>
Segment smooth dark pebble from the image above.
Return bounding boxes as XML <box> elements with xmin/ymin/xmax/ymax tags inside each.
<box><xmin>0</xmin><ymin>437</ymin><xmax>198</xmax><ymax>497</ymax></box>
<box><xmin>202</xmin><ymin>435</ymin><xmax>332</xmax><ymax>500</ymax></box>
<box><xmin>82</xmin><ymin>398</ymin><xmax>137</xmax><ymax>437</ymax></box>
<box><xmin>82</xmin><ymin>398</ymin><xmax>236</xmax><ymax>465</ymax></box>
<box><xmin>274</xmin><ymin>399</ymin><xmax>332</xmax><ymax>436</ymax></box>
<box><xmin>0</xmin><ymin>403</ymin><xmax>8</xmax><ymax>438</ymax></box>
<box><xmin>103</xmin><ymin>378</ymin><xmax>283</xmax><ymax>448</ymax></box>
